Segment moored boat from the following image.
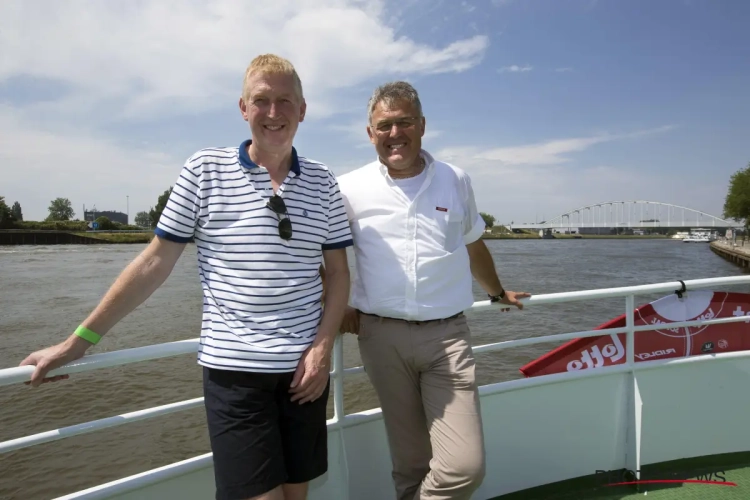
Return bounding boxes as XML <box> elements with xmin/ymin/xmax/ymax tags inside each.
<box><xmin>683</xmin><ymin>229</ymin><xmax>716</xmax><ymax>243</ymax></box>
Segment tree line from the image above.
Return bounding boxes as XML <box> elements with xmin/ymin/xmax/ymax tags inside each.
<box><xmin>132</xmin><ymin>187</ymin><xmax>173</xmax><ymax>229</ymax></box>
<box><xmin>4</xmin><ymin>165</ymin><xmax>748</xmax><ymax>232</ymax></box>
<box><xmin>723</xmin><ymin>162</ymin><xmax>750</xmax><ymax>230</ymax></box>
<box><xmin>1</xmin><ymin>196</ymin><xmax>79</xmax><ymax>226</ymax></box>
<box><xmin>0</xmin><ymin>189</ymin><xmax>173</xmax><ymax>230</ymax></box>
<box><xmin>0</xmin><ymin>194</ymin><xmax>534</xmax><ymax>234</ymax></box>
<box><xmin>0</xmin><ymin>196</ymin><xmax>24</xmax><ymax>227</ymax></box>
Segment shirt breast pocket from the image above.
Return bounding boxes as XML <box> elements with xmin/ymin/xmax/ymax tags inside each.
<box><xmin>441</xmin><ymin>209</ymin><xmax>464</xmax><ymax>253</ymax></box>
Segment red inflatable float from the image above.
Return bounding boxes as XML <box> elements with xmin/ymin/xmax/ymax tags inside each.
<box><xmin>519</xmin><ymin>290</ymin><xmax>750</xmax><ymax>377</ymax></box>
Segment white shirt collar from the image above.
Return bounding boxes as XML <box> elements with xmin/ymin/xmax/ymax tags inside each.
<box><xmin>377</xmin><ymin>149</ymin><xmax>436</xmax><ymax>179</ymax></box>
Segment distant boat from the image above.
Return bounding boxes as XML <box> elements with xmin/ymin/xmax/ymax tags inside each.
<box><xmin>682</xmin><ymin>229</ymin><xmax>714</xmax><ymax>242</ymax></box>
<box><xmin>682</xmin><ymin>235</ymin><xmax>710</xmax><ymax>242</ymax></box>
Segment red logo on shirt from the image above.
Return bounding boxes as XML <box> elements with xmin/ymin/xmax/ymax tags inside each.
<box><xmin>436</xmin><ymin>207</ymin><xmax>448</xmax><ymax>212</ymax></box>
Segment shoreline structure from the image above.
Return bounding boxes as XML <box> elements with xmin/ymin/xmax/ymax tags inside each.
<box><xmin>0</xmin><ymin>228</ymin><xmax>674</xmax><ymax>245</ymax></box>
<box><xmin>710</xmin><ymin>240</ymin><xmax>750</xmax><ymax>269</ymax></box>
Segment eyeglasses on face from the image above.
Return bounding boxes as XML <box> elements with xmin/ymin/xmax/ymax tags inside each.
<box><xmin>371</xmin><ymin>116</ymin><xmax>421</xmax><ymax>135</ymax></box>
<box><xmin>267</xmin><ymin>194</ymin><xmax>293</xmax><ymax>240</ymax></box>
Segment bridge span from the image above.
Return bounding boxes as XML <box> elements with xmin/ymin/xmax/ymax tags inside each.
<box><xmin>508</xmin><ymin>200</ymin><xmax>744</xmax><ymax>231</ymax></box>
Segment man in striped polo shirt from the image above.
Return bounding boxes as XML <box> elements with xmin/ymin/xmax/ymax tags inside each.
<box><xmin>20</xmin><ymin>54</ymin><xmax>353</xmax><ymax>500</ymax></box>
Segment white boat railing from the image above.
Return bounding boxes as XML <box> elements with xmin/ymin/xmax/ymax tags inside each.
<box><xmin>2</xmin><ymin>275</ymin><xmax>750</xmax><ymax>492</ymax></box>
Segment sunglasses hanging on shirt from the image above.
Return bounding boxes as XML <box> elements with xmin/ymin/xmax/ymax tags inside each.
<box><xmin>267</xmin><ymin>194</ymin><xmax>293</xmax><ymax>240</ymax></box>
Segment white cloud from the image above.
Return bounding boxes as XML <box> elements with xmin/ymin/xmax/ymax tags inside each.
<box><xmin>499</xmin><ymin>65</ymin><xmax>533</xmax><ymax>73</ymax></box>
<box><xmin>430</xmin><ymin>126</ymin><xmax>709</xmax><ymax>224</ymax></box>
<box><xmin>461</xmin><ymin>2</ymin><xmax>477</xmax><ymax>13</ymax></box>
<box><xmin>0</xmin><ymin>106</ymin><xmax>183</xmax><ymax>221</ymax></box>
<box><xmin>438</xmin><ymin>136</ymin><xmax>601</xmax><ymax>167</ymax></box>
<box><xmin>467</xmin><ymin>161</ymin><xmax>724</xmax><ymax>227</ymax></box>
<box><xmin>0</xmin><ymin>0</ymin><xmax>489</xmax><ymax>122</ymax></box>
<box><xmin>0</xmin><ymin>0</ymin><xmax>490</xmax><ymax>220</ymax></box>
<box><xmin>436</xmin><ymin>126</ymin><xmax>675</xmax><ymax>169</ymax></box>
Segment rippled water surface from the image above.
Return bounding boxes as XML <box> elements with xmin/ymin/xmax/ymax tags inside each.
<box><xmin>0</xmin><ymin>239</ymin><xmax>746</xmax><ymax>499</ymax></box>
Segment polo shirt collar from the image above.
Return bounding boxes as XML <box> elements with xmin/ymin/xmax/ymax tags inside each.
<box><xmin>238</xmin><ymin>139</ymin><xmax>301</xmax><ymax>176</ymax></box>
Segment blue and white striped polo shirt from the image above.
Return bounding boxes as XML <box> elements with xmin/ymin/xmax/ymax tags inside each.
<box><xmin>155</xmin><ymin>140</ymin><xmax>353</xmax><ymax>372</ymax></box>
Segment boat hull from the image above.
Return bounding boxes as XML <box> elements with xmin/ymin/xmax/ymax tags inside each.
<box><xmin>58</xmin><ymin>354</ymin><xmax>750</xmax><ymax>499</ymax></box>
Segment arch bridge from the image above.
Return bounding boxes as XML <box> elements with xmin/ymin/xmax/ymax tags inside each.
<box><xmin>511</xmin><ymin>200</ymin><xmax>743</xmax><ymax>231</ymax></box>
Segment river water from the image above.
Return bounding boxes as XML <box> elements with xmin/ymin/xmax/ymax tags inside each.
<box><xmin>0</xmin><ymin>239</ymin><xmax>747</xmax><ymax>499</ymax></box>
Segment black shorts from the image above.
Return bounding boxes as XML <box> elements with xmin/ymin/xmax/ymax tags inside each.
<box><xmin>202</xmin><ymin>366</ymin><xmax>330</xmax><ymax>500</ymax></box>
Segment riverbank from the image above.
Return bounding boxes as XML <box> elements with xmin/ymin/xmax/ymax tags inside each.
<box><xmin>2</xmin><ymin>229</ymin><xmax>673</xmax><ymax>245</ymax></box>
<box><xmin>710</xmin><ymin>240</ymin><xmax>750</xmax><ymax>269</ymax></box>
<box><xmin>0</xmin><ymin>230</ymin><xmax>102</xmax><ymax>245</ymax></box>
<box><xmin>0</xmin><ymin>230</ymin><xmax>154</xmax><ymax>245</ymax></box>
<box><xmin>72</xmin><ymin>232</ymin><xmax>155</xmax><ymax>244</ymax></box>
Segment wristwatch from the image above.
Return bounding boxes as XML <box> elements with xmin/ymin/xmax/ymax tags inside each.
<box><xmin>488</xmin><ymin>290</ymin><xmax>506</xmax><ymax>302</ymax></box>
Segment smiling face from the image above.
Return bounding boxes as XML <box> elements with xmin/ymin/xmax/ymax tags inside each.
<box><xmin>239</xmin><ymin>71</ymin><xmax>306</xmax><ymax>156</ymax></box>
<box><xmin>367</xmin><ymin>98</ymin><xmax>425</xmax><ymax>173</ymax></box>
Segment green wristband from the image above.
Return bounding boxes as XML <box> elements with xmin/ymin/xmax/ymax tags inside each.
<box><xmin>74</xmin><ymin>325</ymin><xmax>101</xmax><ymax>345</ymax></box>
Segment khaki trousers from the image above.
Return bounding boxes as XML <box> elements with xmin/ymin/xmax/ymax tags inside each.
<box><xmin>357</xmin><ymin>313</ymin><xmax>486</xmax><ymax>500</ymax></box>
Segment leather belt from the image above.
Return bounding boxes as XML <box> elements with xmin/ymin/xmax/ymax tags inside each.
<box><xmin>357</xmin><ymin>310</ymin><xmax>464</xmax><ymax>325</ymax></box>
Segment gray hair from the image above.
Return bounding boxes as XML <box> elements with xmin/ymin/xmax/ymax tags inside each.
<box><xmin>367</xmin><ymin>81</ymin><xmax>423</xmax><ymax>123</ymax></box>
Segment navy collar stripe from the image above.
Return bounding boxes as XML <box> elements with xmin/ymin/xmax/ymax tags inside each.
<box><xmin>238</xmin><ymin>139</ymin><xmax>301</xmax><ymax>175</ymax></box>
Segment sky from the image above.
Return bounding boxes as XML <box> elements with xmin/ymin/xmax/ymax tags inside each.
<box><xmin>1</xmin><ymin>0</ymin><xmax>749</xmax><ymax>225</ymax></box>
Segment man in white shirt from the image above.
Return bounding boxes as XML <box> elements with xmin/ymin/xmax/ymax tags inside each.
<box><xmin>337</xmin><ymin>81</ymin><xmax>530</xmax><ymax>500</ymax></box>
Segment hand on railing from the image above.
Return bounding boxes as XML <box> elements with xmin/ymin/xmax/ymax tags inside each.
<box><xmin>493</xmin><ymin>291</ymin><xmax>532</xmax><ymax>311</ymax></box>
<box><xmin>19</xmin><ymin>335</ymin><xmax>90</xmax><ymax>387</ymax></box>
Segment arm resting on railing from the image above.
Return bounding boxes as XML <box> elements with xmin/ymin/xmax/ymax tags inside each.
<box><xmin>466</xmin><ymin>239</ymin><xmax>531</xmax><ymax>310</ymax></box>
<box><xmin>19</xmin><ymin>235</ymin><xmax>187</xmax><ymax>387</ymax></box>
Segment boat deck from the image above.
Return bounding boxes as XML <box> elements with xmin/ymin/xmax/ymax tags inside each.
<box><xmin>493</xmin><ymin>452</ymin><xmax>750</xmax><ymax>499</ymax></box>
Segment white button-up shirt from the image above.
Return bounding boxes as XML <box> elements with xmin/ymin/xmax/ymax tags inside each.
<box><xmin>338</xmin><ymin>150</ymin><xmax>486</xmax><ymax>321</ymax></box>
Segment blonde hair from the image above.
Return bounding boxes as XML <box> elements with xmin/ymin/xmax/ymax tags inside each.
<box><xmin>242</xmin><ymin>54</ymin><xmax>304</xmax><ymax>101</ymax></box>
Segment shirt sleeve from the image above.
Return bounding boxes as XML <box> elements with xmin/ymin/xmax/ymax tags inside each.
<box><xmin>460</xmin><ymin>170</ymin><xmax>486</xmax><ymax>245</ymax></box>
<box><xmin>323</xmin><ymin>171</ymin><xmax>354</xmax><ymax>250</ymax></box>
<box><xmin>154</xmin><ymin>157</ymin><xmax>202</xmax><ymax>243</ymax></box>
